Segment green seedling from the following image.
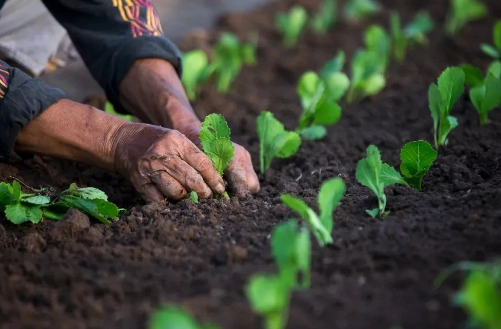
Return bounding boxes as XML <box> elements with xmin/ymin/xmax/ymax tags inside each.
<box><xmin>311</xmin><ymin>0</ymin><xmax>337</xmax><ymax>35</ymax></box>
<box><xmin>0</xmin><ymin>181</ymin><xmax>121</xmax><ymax>225</ymax></box>
<box><xmin>399</xmin><ymin>141</ymin><xmax>437</xmax><ymax>190</ymax></box>
<box><xmin>271</xmin><ymin>220</ymin><xmax>311</xmax><ymax>289</ymax></box>
<box><xmin>429</xmin><ymin>67</ymin><xmax>465</xmax><ymax>149</ymax></box>
<box><xmin>188</xmin><ymin>191</ymin><xmax>199</xmax><ymax>204</ymax></box>
<box><xmin>343</xmin><ymin>0</ymin><xmax>380</xmax><ymax>20</ymax></box>
<box><xmin>356</xmin><ymin>145</ymin><xmax>408</xmax><ymax>218</ymax></box>
<box><xmin>364</xmin><ymin>25</ymin><xmax>391</xmax><ymax>71</ymax></box>
<box><xmin>246</xmin><ymin>274</ymin><xmax>291</xmax><ymax>329</ymax></box>
<box><xmin>461</xmin><ymin>62</ymin><xmax>501</xmax><ymax>125</ymax></box>
<box><xmin>281</xmin><ymin>177</ymin><xmax>345</xmax><ymax>246</ymax></box>
<box><xmin>210</xmin><ymin>33</ymin><xmax>256</xmax><ymax>93</ymax></box>
<box><xmin>149</xmin><ymin>306</ymin><xmax>219</xmax><ymax>329</ymax></box>
<box><xmin>104</xmin><ymin>101</ymin><xmax>133</xmax><ymax>122</ymax></box>
<box><xmin>346</xmin><ymin>50</ymin><xmax>386</xmax><ymax>103</ymax></box>
<box><xmin>481</xmin><ymin>20</ymin><xmax>501</xmax><ymax>59</ymax></box>
<box><xmin>275</xmin><ymin>6</ymin><xmax>308</xmax><ymax>48</ymax></box>
<box><xmin>200</xmin><ymin>114</ymin><xmax>235</xmax><ymax>176</ymax></box>
<box><xmin>181</xmin><ymin>50</ymin><xmax>213</xmax><ymax>100</ymax></box>
<box><xmin>390</xmin><ymin>11</ymin><xmax>434</xmax><ymax>62</ymax></box>
<box><xmin>445</xmin><ymin>0</ymin><xmax>487</xmax><ymax>35</ymax></box>
<box><xmin>257</xmin><ymin>111</ymin><xmax>301</xmax><ymax>174</ymax></box>
<box><xmin>436</xmin><ymin>261</ymin><xmax>501</xmax><ymax>329</ymax></box>
<box><xmin>297</xmin><ymin>54</ymin><xmax>349</xmax><ymax>140</ymax></box>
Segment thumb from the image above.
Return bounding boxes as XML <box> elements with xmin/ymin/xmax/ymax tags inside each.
<box><xmin>225</xmin><ymin>163</ymin><xmax>251</xmax><ymax>198</ymax></box>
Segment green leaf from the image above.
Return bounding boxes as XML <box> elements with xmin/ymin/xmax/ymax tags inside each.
<box><xmin>320</xmin><ymin>51</ymin><xmax>346</xmax><ymax>78</ymax></box>
<box><xmin>42</xmin><ymin>202</ymin><xmax>70</xmax><ymax>221</ymax></box>
<box><xmin>271</xmin><ymin>220</ymin><xmax>311</xmax><ymax>288</ymax></box>
<box><xmin>364</xmin><ymin>25</ymin><xmax>391</xmax><ymax>71</ymax></box>
<box><xmin>494</xmin><ymin>20</ymin><xmax>501</xmax><ymax>51</ymax></box>
<box><xmin>446</xmin><ymin>0</ymin><xmax>487</xmax><ymax>35</ymax></box>
<box><xmin>12</xmin><ymin>181</ymin><xmax>21</xmax><ymax>203</ymax></box>
<box><xmin>344</xmin><ymin>0</ymin><xmax>380</xmax><ymax>20</ymax></box>
<box><xmin>318</xmin><ymin>178</ymin><xmax>345</xmax><ymax>234</ymax></box>
<box><xmin>461</xmin><ymin>64</ymin><xmax>485</xmax><ymax>87</ymax></box>
<box><xmin>5</xmin><ymin>203</ymin><xmax>43</xmax><ymax>224</ymax></box>
<box><xmin>455</xmin><ymin>271</ymin><xmax>501</xmax><ymax>329</ymax></box>
<box><xmin>22</xmin><ymin>195</ymin><xmax>51</xmax><ymax>205</ymax></box>
<box><xmin>404</xmin><ymin>11</ymin><xmax>434</xmax><ymax>42</ymax></box>
<box><xmin>298</xmin><ymin>71</ymin><xmax>323</xmax><ymax>110</ymax></box>
<box><xmin>381</xmin><ymin>163</ymin><xmax>407</xmax><ymax>187</ymax></box>
<box><xmin>470</xmin><ymin>74</ymin><xmax>501</xmax><ymax>125</ymax></box>
<box><xmin>390</xmin><ymin>11</ymin><xmax>406</xmax><ymax>62</ymax></box>
<box><xmin>311</xmin><ymin>0</ymin><xmax>337</xmax><ymax>35</ymax></box>
<box><xmin>313</xmin><ymin>99</ymin><xmax>342</xmax><ymax>125</ymax></box>
<box><xmin>188</xmin><ymin>191</ymin><xmax>199</xmax><ymax>204</ymax></box>
<box><xmin>323</xmin><ymin>72</ymin><xmax>350</xmax><ymax>101</ymax></box>
<box><xmin>200</xmin><ymin>114</ymin><xmax>235</xmax><ymax>175</ymax></box>
<box><xmin>276</xmin><ymin>6</ymin><xmax>308</xmax><ymax>48</ymax></box>
<box><xmin>438</xmin><ymin>67</ymin><xmax>465</xmax><ymax>114</ymax></box>
<box><xmin>182</xmin><ymin>50</ymin><xmax>210</xmax><ymax>101</ymax></box>
<box><xmin>487</xmin><ymin>61</ymin><xmax>501</xmax><ymax>79</ymax></box>
<box><xmin>356</xmin><ymin>145</ymin><xmax>382</xmax><ymax>198</ymax></box>
<box><xmin>0</xmin><ymin>182</ymin><xmax>15</xmax><ymax>211</ymax></box>
<box><xmin>246</xmin><ymin>274</ymin><xmax>290</xmax><ymax>329</ymax></box>
<box><xmin>300</xmin><ymin>125</ymin><xmax>327</xmax><ymax>140</ymax></box>
<box><xmin>481</xmin><ymin>44</ymin><xmax>501</xmax><ymax>59</ymax></box>
<box><xmin>400</xmin><ymin>140</ymin><xmax>437</xmax><ymax>190</ymax></box>
<box><xmin>257</xmin><ymin>111</ymin><xmax>301</xmax><ymax>173</ymax></box>
<box><xmin>60</xmin><ymin>195</ymin><xmax>117</xmax><ymax>225</ymax></box>
<box><xmin>64</xmin><ymin>185</ymin><xmax>109</xmax><ymax>201</ymax></box>
<box><xmin>149</xmin><ymin>306</ymin><xmax>219</xmax><ymax>329</ymax></box>
<box><xmin>366</xmin><ymin>208</ymin><xmax>379</xmax><ymax>218</ymax></box>
<box><xmin>211</xmin><ymin>33</ymin><xmax>244</xmax><ymax>93</ymax></box>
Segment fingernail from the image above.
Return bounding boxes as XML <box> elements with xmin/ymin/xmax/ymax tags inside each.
<box><xmin>215</xmin><ymin>182</ymin><xmax>225</xmax><ymax>194</ymax></box>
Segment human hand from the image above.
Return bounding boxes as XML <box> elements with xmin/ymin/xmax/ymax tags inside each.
<box><xmin>176</xmin><ymin>123</ymin><xmax>260</xmax><ymax>197</ymax></box>
<box><xmin>112</xmin><ymin>123</ymin><xmax>226</xmax><ymax>202</ymax></box>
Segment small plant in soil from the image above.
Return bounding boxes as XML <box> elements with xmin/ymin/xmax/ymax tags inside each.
<box><xmin>399</xmin><ymin>140</ymin><xmax>437</xmax><ymax>190</ymax></box>
<box><xmin>437</xmin><ymin>261</ymin><xmax>501</xmax><ymax>329</ymax></box>
<box><xmin>311</xmin><ymin>0</ymin><xmax>337</xmax><ymax>35</ymax></box>
<box><xmin>429</xmin><ymin>66</ymin><xmax>465</xmax><ymax>149</ymax></box>
<box><xmin>281</xmin><ymin>177</ymin><xmax>345</xmax><ymax>246</ymax></box>
<box><xmin>181</xmin><ymin>50</ymin><xmax>213</xmax><ymax>101</ymax></box>
<box><xmin>390</xmin><ymin>11</ymin><xmax>434</xmax><ymax>62</ymax></box>
<box><xmin>461</xmin><ymin>62</ymin><xmax>501</xmax><ymax>125</ymax></box>
<box><xmin>271</xmin><ymin>220</ymin><xmax>311</xmax><ymax>289</ymax></box>
<box><xmin>356</xmin><ymin>145</ymin><xmax>408</xmax><ymax>218</ymax></box>
<box><xmin>210</xmin><ymin>33</ymin><xmax>256</xmax><ymax>93</ymax></box>
<box><xmin>343</xmin><ymin>0</ymin><xmax>380</xmax><ymax>20</ymax></box>
<box><xmin>257</xmin><ymin>111</ymin><xmax>301</xmax><ymax>174</ymax></box>
<box><xmin>199</xmin><ymin>114</ymin><xmax>235</xmax><ymax>198</ymax></box>
<box><xmin>188</xmin><ymin>191</ymin><xmax>199</xmax><ymax>204</ymax></box>
<box><xmin>275</xmin><ymin>6</ymin><xmax>308</xmax><ymax>49</ymax></box>
<box><xmin>0</xmin><ymin>181</ymin><xmax>121</xmax><ymax>225</ymax></box>
<box><xmin>346</xmin><ymin>49</ymin><xmax>386</xmax><ymax>103</ymax></box>
<box><xmin>149</xmin><ymin>306</ymin><xmax>219</xmax><ymax>329</ymax></box>
<box><xmin>481</xmin><ymin>20</ymin><xmax>501</xmax><ymax>60</ymax></box>
<box><xmin>445</xmin><ymin>0</ymin><xmax>487</xmax><ymax>36</ymax></box>
<box><xmin>364</xmin><ymin>25</ymin><xmax>391</xmax><ymax>72</ymax></box>
<box><xmin>296</xmin><ymin>55</ymin><xmax>349</xmax><ymax>139</ymax></box>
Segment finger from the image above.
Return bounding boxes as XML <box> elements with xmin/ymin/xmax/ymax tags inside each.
<box><xmin>242</xmin><ymin>152</ymin><xmax>260</xmax><ymax>194</ymax></box>
<box><xmin>225</xmin><ymin>162</ymin><xmax>251</xmax><ymax>198</ymax></box>
<box><xmin>138</xmin><ymin>183</ymin><xmax>165</xmax><ymax>202</ymax></box>
<box><xmin>148</xmin><ymin>170</ymin><xmax>188</xmax><ymax>200</ymax></box>
<box><xmin>182</xmin><ymin>147</ymin><xmax>225</xmax><ymax>195</ymax></box>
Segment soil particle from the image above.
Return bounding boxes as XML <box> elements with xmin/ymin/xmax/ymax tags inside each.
<box><xmin>77</xmin><ymin>227</ymin><xmax>105</xmax><ymax>246</ymax></box>
<box><xmin>49</xmin><ymin>209</ymin><xmax>90</xmax><ymax>242</ymax></box>
<box><xmin>20</xmin><ymin>233</ymin><xmax>47</xmax><ymax>253</ymax></box>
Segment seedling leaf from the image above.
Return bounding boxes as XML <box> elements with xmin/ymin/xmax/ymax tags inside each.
<box><xmin>480</xmin><ymin>20</ymin><xmax>501</xmax><ymax>59</ymax></box>
<box><xmin>200</xmin><ymin>114</ymin><xmax>235</xmax><ymax>175</ymax></box>
<box><xmin>400</xmin><ymin>140</ymin><xmax>437</xmax><ymax>190</ymax></box>
<box><xmin>149</xmin><ymin>306</ymin><xmax>220</xmax><ymax>329</ymax></box>
<box><xmin>275</xmin><ymin>6</ymin><xmax>308</xmax><ymax>48</ymax></box>
<box><xmin>5</xmin><ymin>203</ymin><xmax>43</xmax><ymax>224</ymax></box>
<box><xmin>182</xmin><ymin>50</ymin><xmax>211</xmax><ymax>100</ymax></box>
<box><xmin>311</xmin><ymin>0</ymin><xmax>337</xmax><ymax>35</ymax></box>
<box><xmin>344</xmin><ymin>0</ymin><xmax>380</xmax><ymax>20</ymax></box>
<box><xmin>299</xmin><ymin>125</ymin><xmax>326</xmax><ymax>141</ymax></box>
<box><xmin>470</xmin><ymin>73</ymin><xmax>501</xmax><ymax>125</ymax></box>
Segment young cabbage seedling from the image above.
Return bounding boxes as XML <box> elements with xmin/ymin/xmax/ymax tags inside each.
<box><xmin>297</xmin><ymin>53</ymin><xmax>350</xmax><ymax>140</ymax></box>
<box><xmin>346</xmin><ymin>50</ymin><xmax>386</xmax><ymax>103</ymax></box>
<box><xmin>481</xmin><ymin>20</ymin><xmax>501</xmax><ymax>59</ymax></box>
<box><xmin>436</xmin><ymin>261</ymin><xmax>501</xmax><ymax>329</ymax></box>
<box><xmin>0</xmin><ymin>181</ymin><xmax>50</xmax><ymax>224</ymax></box>
<box><xmin>209</xmin><ymin>33</ymin><xmax>255</xmax><ymax>93</ymax></box>
<box><xmin>445</xmin><ymin>0</ymin><xmax>487</xmax><ymax>36</ymax></box>
<box><xmin>149</xmin><ymin>306</ymin><xmax>219</xmax><ymax>329</ymax></box>
<box><xmin>461</xmin><ymin>62</ymin><xmax>501</xmax><ymax>124</ymax></box>
<box><xmin>343</xmin><ymin>0</ymin><xmax>380</xmax><ymax>20</ymax></box>
<box><xmin>246</xmin><ymin>274</ymin><xmax>291</xmax><ymax>329</ymax></box>
<box><xmin>275</xmin><ymin>6</ymin><xmax>308</xmax><ymax>48</ymax></box>
<box><xmin>364</xmin><ymin>25</ymin><xmax>391</xmax><ymax>72</ymax></box>
<box><xmin>181</xmin><ymin>50</ymin><xmax>213</xmax><ymax>100</ymax></box>
<box><xmin>311</xmin><ymin>0</ymin><xmax>337</xmax><ymax>35</ymax></box>
<box><xmin>281</xmin><ymin>177</ymin><xmax>345</xmax><ymax>246</ymax></box>
<box><xmin>188</xmin><ymin>191</ymin><xmax>199</xmax><ymax>204</ymax></box>
<box><xmin>356</xmin><ymin>145</ymin><xmax>408</xmax><ymax>218</ymax></box>
<box><xmin>271</xmin><ymin>220</ymin><xmax>311</xmax><ymax>289</ymax></box>
<box><xmin>390</xmin><ymin>11</ymin><xmax>434</xmax><ymax>62</ymax></box>
<box><xmin>399</xmin><ymin>141</ymin><xmax>437</xmax><ymax>191</ymax></box>
<box><xmin>257</xmin><ymin>111</ymin><xmax>301</xmax><ymax>174</ymax></box>
<box><xmin>429</xmin><ymin>67</ymin><xmax>465</xmax><ymax>149</ymax></box>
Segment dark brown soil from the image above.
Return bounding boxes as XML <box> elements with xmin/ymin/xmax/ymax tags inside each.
<box><xmin>1</xmin><ymin>0</ymin><xmax>501</xmax><ymax>328</ymax></box>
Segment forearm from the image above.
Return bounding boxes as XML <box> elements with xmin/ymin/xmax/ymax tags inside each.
<box><xmin>119</xmin><ymin>58</ymin><xmax>200</xmax><ymax>130</ymax></box>
<box><xmin>15</xmin><ymin>99</ymin><xmax>127</xmax><ymax>171</ymax></box>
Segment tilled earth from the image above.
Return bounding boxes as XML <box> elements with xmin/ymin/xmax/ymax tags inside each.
<box><xmin>1</xmin><ymin>0</ymin><xmax>501</xmax><ymax>328</ymax></box>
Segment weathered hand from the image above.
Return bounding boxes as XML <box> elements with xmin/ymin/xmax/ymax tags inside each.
<box><xmin>177</xmin><ymin>124</ymin><xmax>260</xmax><ymax>197</ymax></box>
<box><xmin>112</xmin><ymin>123</ymin><xmax>226</xmax><ymax>202</ymax></box>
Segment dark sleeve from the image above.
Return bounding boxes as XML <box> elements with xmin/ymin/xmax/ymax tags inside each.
<box><xmin>41</xmin><ymin>0</ymin><xmax>182</xmax><ymax>113</ymax></box>
<box><xmin>0</xmin><ymin>60</ymin><xmax>65</xmax><ymax>160</ymax></box>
